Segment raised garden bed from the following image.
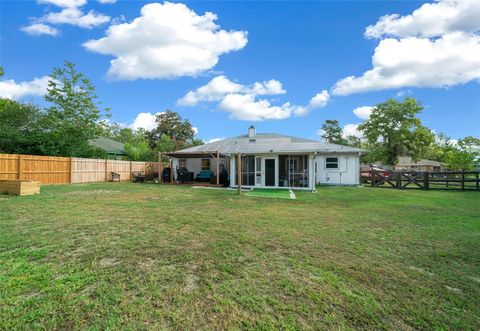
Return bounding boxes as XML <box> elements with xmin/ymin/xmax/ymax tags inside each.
<box><xmin>0</xmin><ymin>180</ymin><xmax>41</xmax><ymax>196</ymax></box>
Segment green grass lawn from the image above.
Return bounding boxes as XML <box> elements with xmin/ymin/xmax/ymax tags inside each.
<box><xmin>1</xmin><ymin>183</ymin><xmax>479</xmax><ymax>330</ymax></box>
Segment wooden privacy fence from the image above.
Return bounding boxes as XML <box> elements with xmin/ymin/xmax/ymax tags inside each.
<box><xmin>363</xmin><ymin>170</ymin><xmax>480</xmax><ymax>191</ymax></box>
<box><xmin>0</xmin><ymin>153</ymin><xmax>167</xmax><ymax>185</ymax></box>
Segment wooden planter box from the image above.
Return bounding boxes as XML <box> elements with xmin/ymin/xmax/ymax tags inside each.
<box><xmin>0</xmin><ymin>180</ymin><xmax>41</xmax><ymax>196</ymax></box>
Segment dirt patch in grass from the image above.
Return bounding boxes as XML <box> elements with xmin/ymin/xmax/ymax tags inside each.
<box><xmin>409</xmin><ymin>266</ymin><xmax>435</xmax><ymax>277</ymax></box>
<box><xmin>99</xmin><ymin>257</ymin><xmax>120</xmax><ymax>268</ymax></box>
<box><xmin>445</xmin><ymin>286</ymin><xmax>463</xmax><ymax>295</ymax></box>
<box><xmin>184</xmin><ymin>265</ymin><xmax>199</xmax><ymax>293</ymax></box>
<box><xmin>138</xmin><ymin>258</ymin><xmax>155</xmax><ymax>271</ymax></box>
<box><xmin>66</xmin><ymin>189</ymin><xmax>121</xmax><ymax>196</ymax></box>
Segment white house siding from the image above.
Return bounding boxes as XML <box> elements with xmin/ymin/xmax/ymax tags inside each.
<box><xmin>315</xmin><ymin>154</ymin><xmax>360</xmax><ymax>185</ymax></box>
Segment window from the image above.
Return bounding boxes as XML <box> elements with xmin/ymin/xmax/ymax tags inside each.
<box><xmin>201</xmin><ymin>158</ymin><xmax>211</xmax><ymax>170</ymax></box>
<box><xmin>179</xmin><ymin>159</ymin><xmax>187</xmax><ymax>168</ymax></box>
<box><xmin>235</xmin><ymin>155</ymin><xmax>255</xmax><ymax>186</ymax></box>
<box><xmin>279</xmin><ymin>155</ymin><xmax>309</xmax><ymax>188</ymax></box>
<box><xmin>326</xmin><ymin>157</ymin><xmax>339</xmax><ymax>169</ymax></box>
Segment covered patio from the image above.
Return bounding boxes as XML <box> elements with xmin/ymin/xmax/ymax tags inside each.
<box><xmin>163</xmin><ymin>151</ymin><xmax>230</xmax><ymax>186</ymax></box>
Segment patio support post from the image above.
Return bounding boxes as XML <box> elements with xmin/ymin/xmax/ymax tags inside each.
<box><xmin>158</xmin><ymin>152</ymin><xmax>161</xmax><ymax>184</ymax></box>
<box><xmin>237</xmin><ymin>153</ymin><xmax>242</xmax><ymax>194</ymax></box>
<box><xmin>216</xmin><ymin>151</ymin><xmax>220</xmax><ymax>185</ymax></box>
<box><xmin>170</xmin><ymin>159</ymin><xmax>173</xmax><ymax>183</ymax></box>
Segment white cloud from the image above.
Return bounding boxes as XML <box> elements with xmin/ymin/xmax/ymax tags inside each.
<box><xmin>83</xmin><ymin>2</ymin><xmax>248</xmax><ymax>80</ymax></box>
<box><xmin>342</xmin><ymin>123</ymin><xmax>363</xmax><ymax>138</ymax></box>
<box><xmin>130</xmin><ymin>112</ymin><xmax>163</xmax><ymax>131</ymax></box>
<box><xmin>206</xmin><ymin>137</ymin><xmax>224</xmax><ymax>144</ymax></box>
<box><xmin>178</xmin><ymin>76</ymin><xmax>328</xmax><ymax>121</ymax></box>
<box><xmin>219</xmin><ymin>93</ymin><xmax>295</xmax><ymax>121</ymax></box>
<box><xmin>353</xmin><ymin>106</ymin><xmax>373</xmax><ymax>120</ymax></box>
<box><xmin>365</xmin><ymin>0</ymin><xmax>480</xmax><ymax>39</ymax></box>
<box><xmin>0</xmin><ymin>76</ymin><xmax>50</xmax><ymax>100</ymax></box>
<box><xmin>44</xmin><ymin>7</ymin><xmax>110</xmax><ymax>28</ymax></box>
<box><xmin>309</xmin><ymin>90</ymin><xmax>330</xmax><ymax>108</ymax></box>
<box><xmin>23</xmin><ymin>0</ymin><xmax>110</xmax><ymax>36</ymax></box>
<box><xmin>333</xmin><ymin>32</ymin><xmax>480</xmax><ymax>95</ymax></box>
<box><xmin>99</xmin><ymin>0</ymin><xmax>116</xmax><ymax>4</ymax></box>
<box><xmin>176</xmin><ymin>75</ymin><xmax>285</xmax><ymax>106</ymax></box>
<box><xmin>38</xmin><ymin>0</ymin><xmax>87</xmax><ymax>8</ymax></box>
<box><xmin>21</xmin><ymin>23</ymin><xmax>60</xmax><ymax>36</ymax></box>
<box><xmin>177</xmin><ymin>76</ymin><xmax>244</xmax><ymax>106</ymax></box>
<box><xmin>250</xmin><ymin>79</ymin><xmax>286</xmax><ymax>96</ymax></box>
<box><xmin>332</xmin><ymin>0</ymin><xmax>480</xmax><ymax>96</ymax></box>
<box><xmin>192</xmin><ymin>127</ymin><xmax>198</xmax><ymax>135</ymax></box>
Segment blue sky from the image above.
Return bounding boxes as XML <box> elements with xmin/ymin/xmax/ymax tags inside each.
<box><xmin>1</xmin><ymin>0</ymin><xmax>479</xmax><ymax>143</ymax></box>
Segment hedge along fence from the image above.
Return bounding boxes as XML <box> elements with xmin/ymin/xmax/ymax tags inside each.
<box><xmin>0</xmin><ymin>153</ymin><xmax>167</xmax><ymax>185</ymax></box>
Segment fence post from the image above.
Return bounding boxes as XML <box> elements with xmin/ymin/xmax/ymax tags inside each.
<box><xmin>18</xmin><ymin>155</ymin><xmax>24</xmax><ymax>180</ymax></box>
<box><xmin>423</xmin><ymin>171</ymin><xmax>429</xmax><ymax>190</ymax></box>
<box><xmin>105</xmin><ymin>159</ymin><xmax>108</xmax><ymax>182</ymax></box>
<box><xmin>370</xmin><ymin>170</ymin><xmax>374</xmax><ymax>187</ymax></box>
<box><xmin>158</xmin><ymin>152</ymin><xmax>162</xmax><ymax>184</ymax></box>
<box><xmin>130</xmin><ymin>161</ymin><xmax>133</xmax><ymax>180</ymax></box>
<box><xmin>396</xmin><ymin>172</ymin><xmax>402</xmax><ymax>189</ymax></box>
<box><xmin>461</xmin><ymin>170</ymin><xmax>465</xmax><ymax>191</ymax></box>
<box><xmin>476</xmin><ymin>172</ymin><xmax>479</xmax><ymax>190</ymax></box>
<box><xmin>69</xmin><ymin>157</ymin><xmax>73</xmax><ymax>184</ymax></box>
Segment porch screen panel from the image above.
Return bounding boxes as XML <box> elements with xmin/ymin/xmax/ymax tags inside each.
<box><xmin>279</xmin><ymin>155</ymin><xmax>309</xmax><ymax>188</ymax></box>
<box><xmin>235</xmin><ymin>155</ymin><xmax>255</xmax><ymax>186</ymax></box>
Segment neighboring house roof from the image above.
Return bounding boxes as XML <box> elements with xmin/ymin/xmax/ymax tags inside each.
<box><xmin>173</xmin><ymin>132</ymin><xmax>365</xmax><ymax>155</ymax></box>
<box><xmin>396</xmin><ymin>157</ymin><xmax>447</xmax><ymax>167</ymax></box>
<box><xmin>89</xmin><ymin>137</ymin><xmax>127</xmax><ymax>155</ymax></box>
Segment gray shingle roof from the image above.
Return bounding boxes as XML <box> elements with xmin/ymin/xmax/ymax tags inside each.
<box><xmin>176</xmin><ymin>133</ymin><xmax>365</xmax><ymax>155</ymax></box>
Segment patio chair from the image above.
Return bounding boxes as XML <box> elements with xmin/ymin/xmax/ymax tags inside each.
<box><xmin>132</xmin><ymin>172</ymin><xmax>145</xmax><ymax>183</ymax></box>
<box><xmin>176</xmin><ymin>166</ymin><xmax>194</xmax><ymax>183</ymax></box>
<box><xmin>111</xmin><ymin>172</ymin><xmax>120</xmax><ymax>182</ymax></box>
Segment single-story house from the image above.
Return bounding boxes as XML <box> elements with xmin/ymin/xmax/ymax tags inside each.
<box><xmin>165</xmin><ymin>126</ymin><xmax>366</xmax><ymax>190</ymax></box>
<box><xmin>89</xmin><ymin>137</ymin><xmax>127</xmax><ymax>159</ymax></box>
<box><xmin>395</xmin><ymin>157</ymin><xmax>447</xmax><ymax>172</ymax></box>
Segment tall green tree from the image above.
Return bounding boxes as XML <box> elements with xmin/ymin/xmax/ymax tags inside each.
<box><xmin>147</xmin><ymin>110</ymin><xmax>199</xmax><ymax>150</ymax></box>
<box><xmin>359</xmin><ymin>98</ymin><xmax>434</xmax><ymax>165</ymax></box>
<box><xmin>0</xmin><ymin>99</ymin><xmax>45</xmax><ymax>154</ymax></box>
<box><xmin>345</xmin><ymin>135</ymin><xmax>363</xmax><ymax>148</ymax></box>
<box><xmin>43</xmin><ymin>61</ymin><xmax>110</xmax><ymax>157</ymax></box>
<box><xmin>320</xmin><ymin>120</ymin><xmax>347</xmax><ymax>145</ymax></box>
<box><xmin>443</xmin><ymin>136</ymin><xmax>480</xmax><ymax>170</ymax></box>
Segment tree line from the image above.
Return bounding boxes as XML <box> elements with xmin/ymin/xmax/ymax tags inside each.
<box><xmin>0</xmin><ymin>62</ymin><xmax>202</xmax><ymax>161</ymax></box>
<box><xmin>320</xmin><ymin>98</ymin><xmax>480</xmax><ymax>170</ymax></box>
